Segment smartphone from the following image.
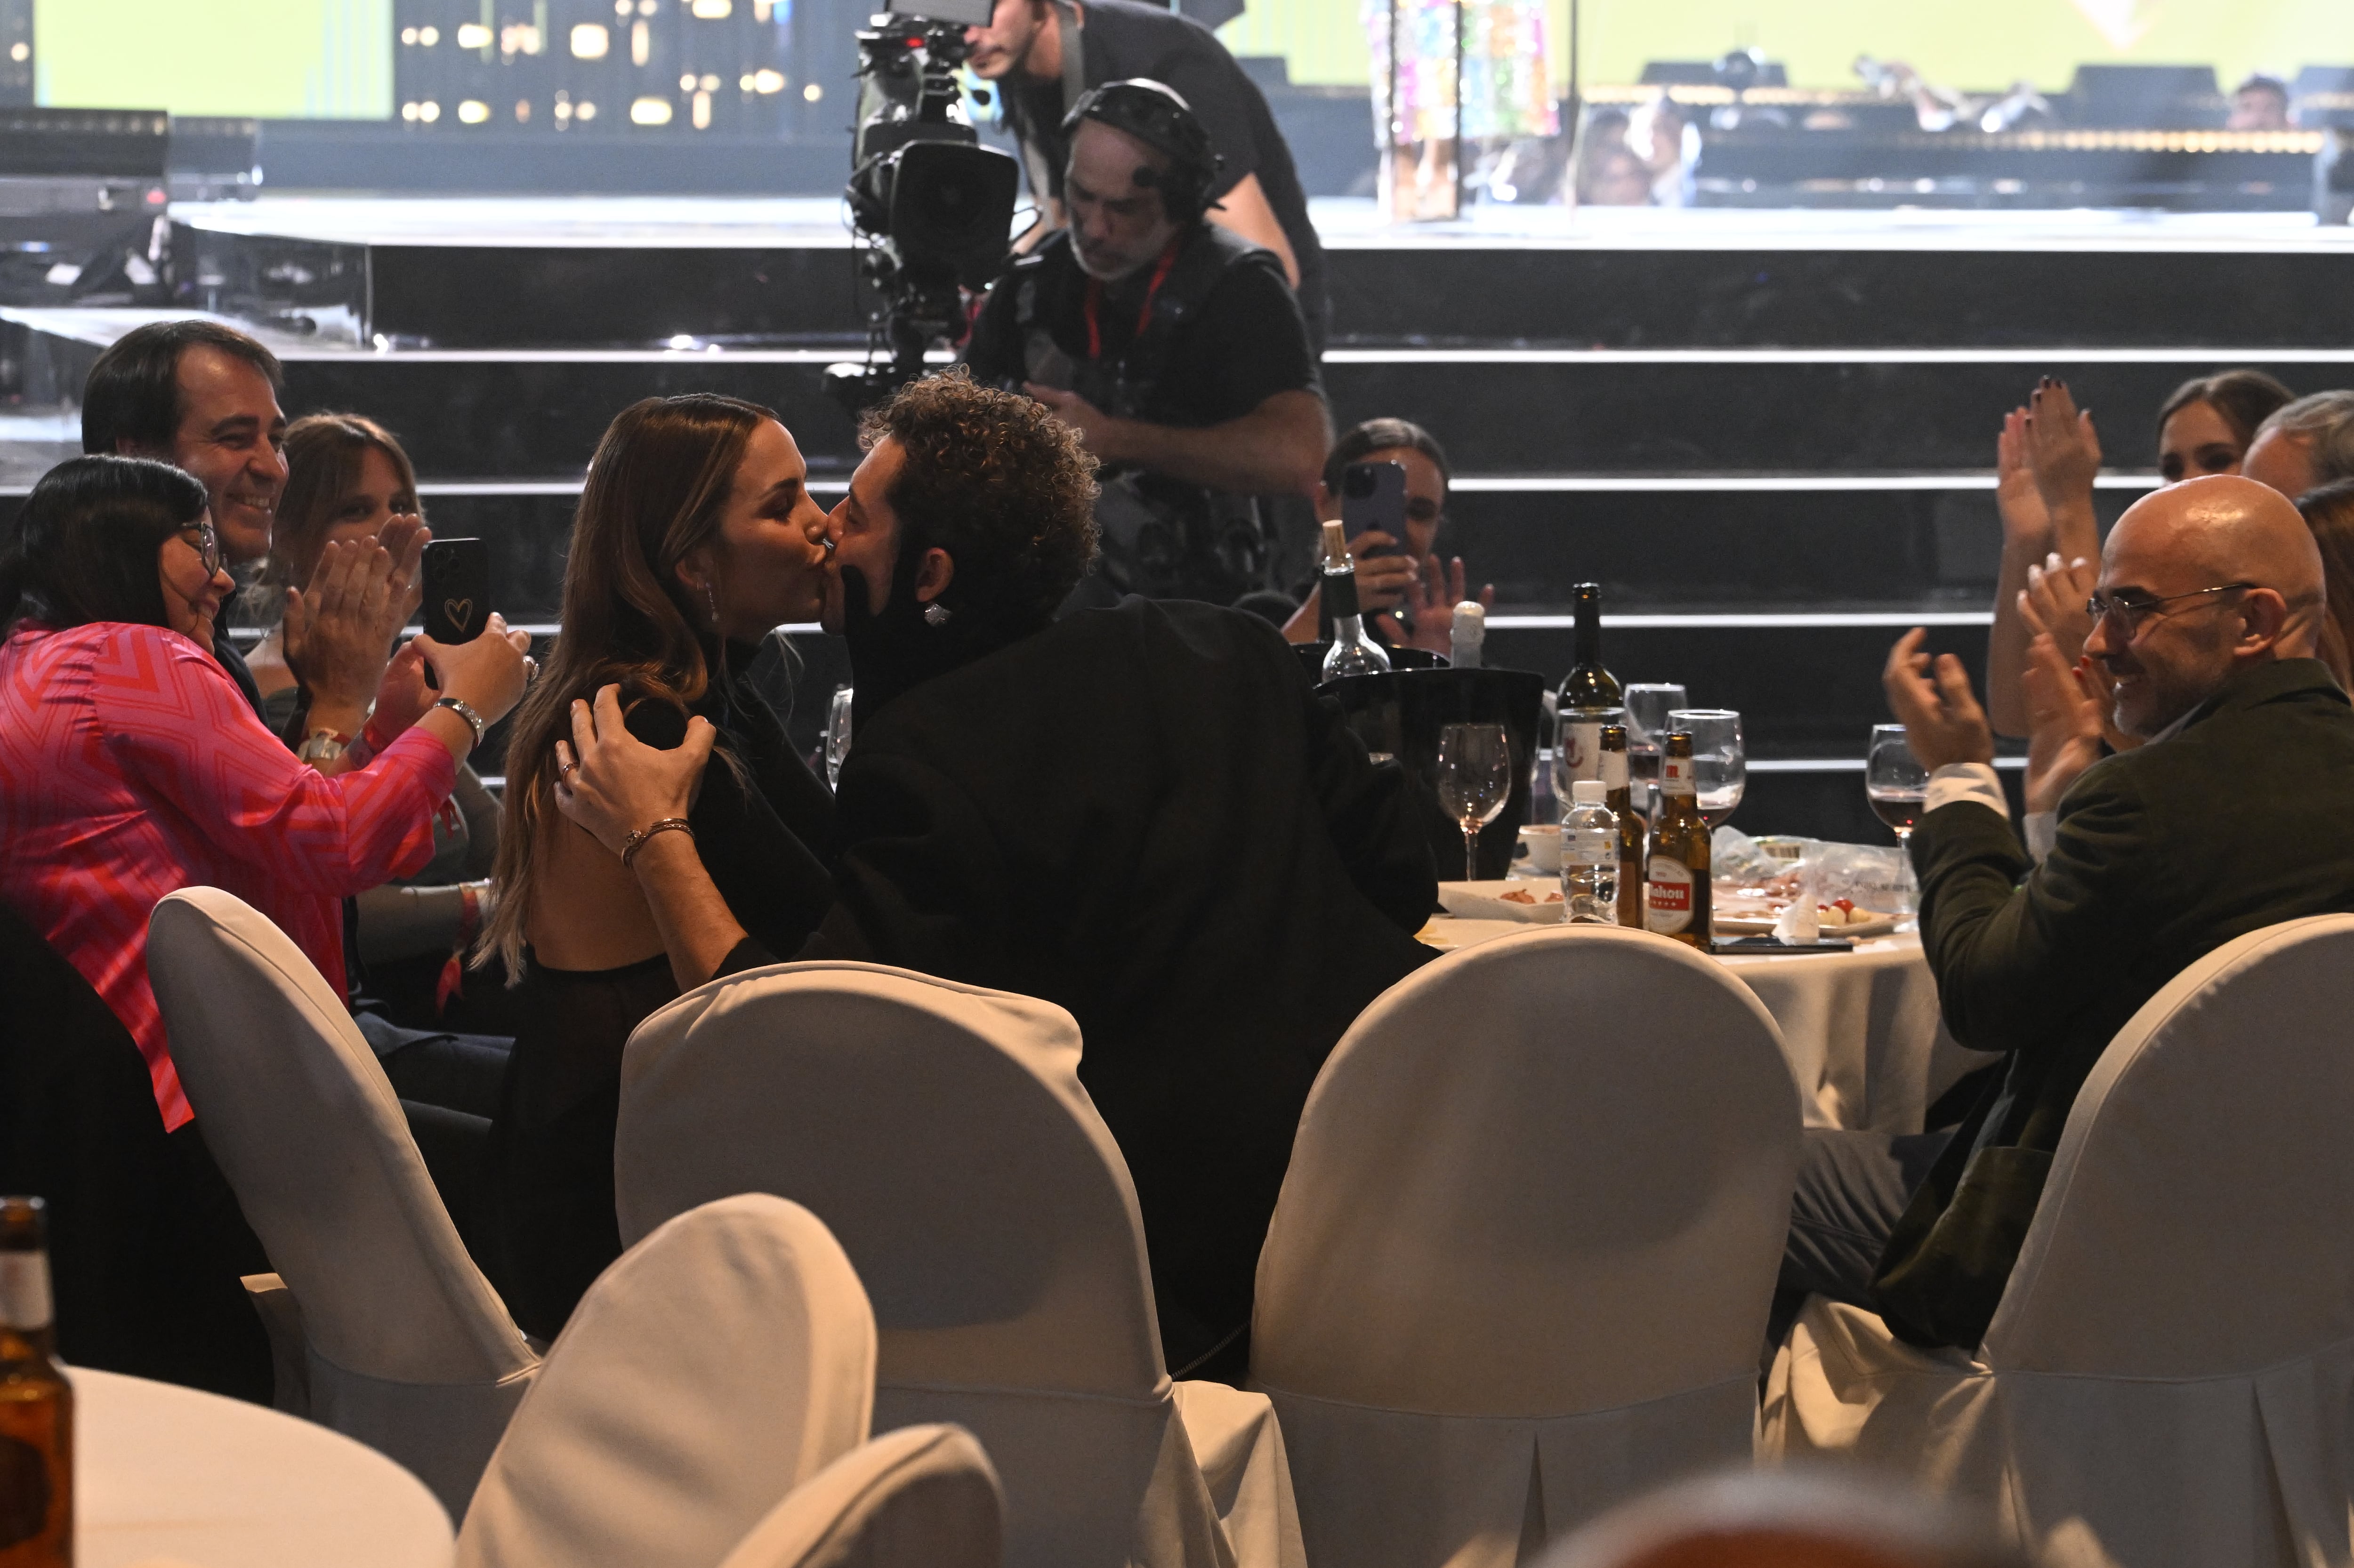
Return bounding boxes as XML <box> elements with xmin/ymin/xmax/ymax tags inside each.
<box><xmin>1341</xmin><ymin>461</ymin><xmax>1407</xmax><ymax>557</ymax></box>
<box><xmin>421</xmin><ymin>538</ymin><xmax>492</xmax><ymax>644</ymax></box>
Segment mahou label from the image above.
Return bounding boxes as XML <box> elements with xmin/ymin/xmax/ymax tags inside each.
<box><xmin>1647</xmin><ymin>859</ymin><xmax>1695</xmax><ymax>933</ymax></box>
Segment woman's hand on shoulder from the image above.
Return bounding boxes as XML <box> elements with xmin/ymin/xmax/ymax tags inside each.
<box><xmin>552</xmin><ymin>683</ymin><xmax>717</xmax><ymax>858</ymax></box>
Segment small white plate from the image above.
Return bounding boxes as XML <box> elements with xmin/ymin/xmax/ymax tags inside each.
<box><xmin>1417</xmin><ymin>917</ymin><xmax>1540</xmax><ymax>951</ymax></box>
<box><xmin>1713</xmin><ymin>911</ymin><xmax>1900</xmax><ymax>940</ymax></box>
<box><xmin>1437</xmin><ymin>879</ymin><xmax>1566</xmax><ymax>924</ymax></box>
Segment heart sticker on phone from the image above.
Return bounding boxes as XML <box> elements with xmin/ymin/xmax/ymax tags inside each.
<box><xmin>444</xmin><ymin>598</ymin><xmax>473</xmax><ymax>628</ymax></box>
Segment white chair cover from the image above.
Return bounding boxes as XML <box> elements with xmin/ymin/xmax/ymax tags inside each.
<box><xmin>147</xmin><ymin>887</ymin><xmax>538</xmax><ymax>1518</ymax></box>
<box><xmin>1253</xmin><ymin>925</ymin><xmax>1804</xmax><ymax>1568</ymax></box>
<box><xmin>716</xmin><ymin>1424</ymin><xmax>1004</xmax><ymax>1568</ymax></box>
<box><xmin>616</xmin><ymin>960</ymin><xmax>1306</xmax><ymax>1568</ymax></box>
<box><xmin>1765</xmin><ymin>914</ymin><xmax>2354</xmax><ymax>1568</ymax></box>
<box><xmin>458</xmin><ymin>1193</ymin><xmax>876</xmax><ymax>1568</ymax></box>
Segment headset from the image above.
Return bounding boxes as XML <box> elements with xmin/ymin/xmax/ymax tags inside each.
<box><xmin>1060</xmin><ymin>78</ymin><xmax>1225</xmax><ymax>222</ymax></box>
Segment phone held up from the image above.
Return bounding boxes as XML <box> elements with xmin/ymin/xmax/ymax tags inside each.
<box><xmin>1340</xmin><ymin>460</ymin><xmax>1407</xmax><ymax>558</ymax></box>
<box><xmin>420</xmin><ymin>538</ymin><xmax>492</xmax><ymax>689</ymax></box>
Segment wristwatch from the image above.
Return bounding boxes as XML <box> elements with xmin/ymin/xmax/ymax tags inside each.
<box><xmin>296</xmin><ymin>728</ymin><xmax>349</xmax><ymax>764</ymax></box>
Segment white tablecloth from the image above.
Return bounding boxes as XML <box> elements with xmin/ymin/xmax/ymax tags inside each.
<box><xmin>73</xmin><ymin>1366</ymin><xmax>453</xmax><ymax>1568</ymax></box>
<box><xmin>1425</xmin><ymin>923</ymin><xmax>1999</xmax><ymax>1134</ymax></box>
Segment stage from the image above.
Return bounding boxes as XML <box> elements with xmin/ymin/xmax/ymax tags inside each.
<box><xmin>7</xmin><ymin>195</ymin><xmax>2352</xmax><ymax>835</ymax></box>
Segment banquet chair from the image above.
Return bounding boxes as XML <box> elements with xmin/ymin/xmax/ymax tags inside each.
<box><xmin>1252</xmin><ymin>923</ymin><xmax>1804</xmax><ymax>1568</ymax></box>
<box><xmin>146</xmin><ymin>887</ymin><xmax>539</xmax><ymax>1519</ymax></box>
<box><xmin>1765</xmin><ymin>913</ymin><xmax>2354</xmax><ymax>1568</ymax></box>
<box><xmin>615</xmin><ymin>961</ymin><xmax>1307</xmax><ymax>1568</ymax></box>
<box><xmin>458</xmin><ymin>1193</ymin><xmax>877</xmax><ymax>1568</ymax></box>
<box><xmin>715</xmin><ymin>1423</ymin><xmax>1004</xmax><ymax>1568</ymax></box>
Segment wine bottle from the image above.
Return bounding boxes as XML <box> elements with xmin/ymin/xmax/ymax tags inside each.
<box><xmin>1645</xmin><ymin>730</ymin><xmax>1713</xmax><ymax>949</ymax></box>
<box><xmin>1554</xmin><ymin>582</ymin><xmax>1625</xmax><ymax>786</ymax></box>
<box><xmin>1320</xmin><ymin>521</ymin><xmax>1392</xmax><ymax>680</ymax></box>
<box><xmin>1449</xmin><ymin>602</ymin><xmax>1485</xmax><ymax>669</ymax></box>
<box><xmin>1600</xmin><ymin>723</ymin><xmax>1645</xmax><ymax>928</ymax></box>
<box><xmin>0</xmin><ymin>1198</ymin><xmax>70</xmax><ymax>1568</ymax></box>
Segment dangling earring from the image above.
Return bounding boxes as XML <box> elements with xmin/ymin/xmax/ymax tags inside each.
<box><xmin>705</xmin><ymin>580</ymin><xmax>720</xmax><ymax>627</ymax></box>
<box><xmin>924</xmin><ymin>602</ymin><xmax>952</xmax><ymax>627</ymax></box>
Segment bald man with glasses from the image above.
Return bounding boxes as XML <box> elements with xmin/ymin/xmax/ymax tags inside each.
<box><xmin>1777</xmin><ymin>475</ymin><xmax>2354</xmax><ymax>1354</ymax></box>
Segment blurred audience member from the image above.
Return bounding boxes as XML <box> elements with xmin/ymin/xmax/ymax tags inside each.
<box><xmin>1782</xmin><ymin>476</ymin><xmax>2354</xmax><ymax>1353</ymax></box>
<box><xmin>0</xmin><ymin>455</ymin><xmax>529</xmax><ymax>1136</ymax></box>
<box><xmin>2243</xmin><ymin>390</ymin><xmax>2354</xmax><ymax>498</ymax></box>
<box><xmin>1986</xmin><ymin>370</ymin><xmax>2294</xmax><ymax>737</ymax></box>
<box><xmin>1276</xmin><ymin>418</ymin><xmax>1491</xmax><ymax>655</ymax></box>
<box><xmin>81</xmin><ymin>320</ymin><xmax>414</xmax><ymax>740</ymax></box>
<box><xmin>1539</xmin><ymin>1466</ymin><xmax>2029</xmax><ymax>1568</ymax></box>
<box><xmin>2227</xmin><ymin>72</ymin><xmax>2294</xmax><ymax>131</ymax></box>
<box><xmin>1571</xmin><ymin>110</ymin><xmax>1656</xmax><ymax>208</ymax></box>
<box><xmin>1625</xmin><ymin>92</ymin><xmax>1698</xmax><ymax>207</ymax></box>
<box><xmin>476</xmin><ymin>394</ymin><xmax>838</xmax><ymax>1340</ymax></box>
<box><xmin>2294</xmin><ymin>478</ymin><xmax>2354</xmax><ymax>687</ymax></box>
<box><xmin>547</xmin><ymin>371</ymin><xmax>1436</xmax><ymax>1381</ymax></box>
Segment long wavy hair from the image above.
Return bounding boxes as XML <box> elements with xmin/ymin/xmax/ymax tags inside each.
<box><xmin>481</xmin><ymin>393</ymin><xmax>774</xmax><ymax>979</ymax></box>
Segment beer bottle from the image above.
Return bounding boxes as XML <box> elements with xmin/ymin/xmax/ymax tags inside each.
<box><xmin>0</xmin><ymin>1197</ymin><xmax>70</xmax><ymax>1568</ymax></box>
<box><xmin>1553</xmin><ymin>583</ymin><xmax>1625</xmax><ymax>787</ymax></box>
<box><xmin>1646</xmin><ymin>731</ymin><xmax>1713</xmax><ymax>949</ymax></box>
<box><xmin>1600</xmin><ymin>724</ymin><xmax>1646</xmax><ymax>928</ymax></box>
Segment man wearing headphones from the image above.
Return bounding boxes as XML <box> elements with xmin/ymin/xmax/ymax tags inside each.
<box><xmin>961</xmin><ymin>79</ymin><xmax>1330</xmax><ymax>607</ymax></box>
<box><xmin>962</xmin><ymin>0</ymin><xmax>1327</xmax><ymax>350</ymax></box>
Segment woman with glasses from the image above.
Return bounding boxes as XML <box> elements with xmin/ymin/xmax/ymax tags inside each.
<box><xmin>0</xmin><ymin>454</ymin><xmax>532</xmax><ymax>1137</ymax></box>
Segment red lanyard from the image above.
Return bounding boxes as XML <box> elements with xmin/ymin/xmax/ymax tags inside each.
<box><xmin>1082</xmin><ymin>238</ymin><xmax>1182</xmax><ymax>362</ymax></box>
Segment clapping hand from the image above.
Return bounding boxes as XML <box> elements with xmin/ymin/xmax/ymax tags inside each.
<box><xmin>2019</xmin><ymin>551</ymin><xmax>2097</xmax><ymax>670</ymax></box>
<box><xmin>1376</xmin><ymin>553</ymin><xmax>1495</xmax><ymax>654</ymax></box>
<box><xmin>552</xmin><ymin>684</ymin><xmax>715</xmax><ymax>859</ymax></box>
<box><xmin>283</xmin><ymin>532</ymin><xmax>419</xmax><ymax>720</ymax></box>
<box><xmin>1996</xmin><ymin>407</ymin><xmax>2052</xmax><ymax>549</ymax></box>
<box><xmin>2020</xmin><ymin>631</ymin><xmax>2105</xmax><ymax>815</ymax></box>
<box><xmin>2025</xmin><ymin>377</ymin><xmax>2101</xmax><ymax>522</ymax></box>
<box><xmin>1883</xmin><ymin>627</ymin><xmax>1995</xmax><ymax>771</ymax></box>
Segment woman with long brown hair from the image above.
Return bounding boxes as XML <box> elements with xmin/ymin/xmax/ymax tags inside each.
<box><xmin>2294</xmin><ymin>478</ymin><xmax>2354</xmax><ymax>691</ymax></box>
<box><xmin>478</xmin><ymin>393</ymin><xmax>837</xmax><ymax>1337</ymax></box>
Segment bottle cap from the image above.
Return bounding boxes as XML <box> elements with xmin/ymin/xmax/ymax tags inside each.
<box><xmin>1571</xmin><ymin>779</ymin><xmax>1609</xmax><ymax>804</ymax></box>
<box><xmin>1452</xmin><ymin>601</ymin><xmax>1484</xmax><ymax>630</ymax></box>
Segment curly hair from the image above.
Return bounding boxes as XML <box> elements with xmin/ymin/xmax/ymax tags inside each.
<box><xmin>858</xmin><ymin>368</ymin><xmax>1098</xmax><ymax>624</ymax></box>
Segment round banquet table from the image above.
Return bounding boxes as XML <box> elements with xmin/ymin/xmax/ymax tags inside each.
<box><xmin>72</xmin><ymin>1366</ymin><xmax>454</xmax><ymax>1568</ymax></box>
<box><xmin>1422</xmin><ymin>920</ymin><xmax>2000</xmax><ymax>1133</ymax></box>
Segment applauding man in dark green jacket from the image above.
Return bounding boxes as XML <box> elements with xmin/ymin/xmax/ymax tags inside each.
<box><xmin>1782</xmin><ymin>474</ymin><xmax>2354</xmax><ymax>1352</ymax></box>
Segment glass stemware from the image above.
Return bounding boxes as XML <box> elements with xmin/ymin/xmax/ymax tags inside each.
<box><xmin>1437</xmin><ymin>722</ymin><xmax>1514</xmax><ymax>879</ymax></box>
<box><xmin>1621</xmin><ymin>682</ymin><xmax>1687</xmax><ymax>817</ymax></box>
<box><xmin>1865</xmin><ymin>722</ymin><xmax>1929</xmax><ymax>910</ymax></box>
<box><xmin>824</xmin><ymin>686</ymin><xmax>855</xmax><ymax>790</ymax></box>
<box><xmin>1668</xmin><ymin>708</ymin><xmax>1745</xmax><ymax>827</ymax></box>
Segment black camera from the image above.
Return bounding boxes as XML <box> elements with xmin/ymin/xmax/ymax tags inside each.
<box><xmin>830</xmin><ymin>0</ymin><xmax>1020</xmax><ymax>412</ymax></box>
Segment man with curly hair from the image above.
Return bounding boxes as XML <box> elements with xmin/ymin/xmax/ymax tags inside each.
<box><xmin>549</xmin><ymin>370</ymin><xmax>1436</xmax><ymax>1382</ymax></box>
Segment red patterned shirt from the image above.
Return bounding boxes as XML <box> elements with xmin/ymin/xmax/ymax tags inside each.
<box><xmin>0</xmin><ymin>621</ymin><xmax>455</xmax><ymax>1130</ymax></box>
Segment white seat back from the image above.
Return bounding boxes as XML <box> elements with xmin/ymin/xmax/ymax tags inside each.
<box><xmin>716</xmin><ymin>1424</ymin><xmax>1004</xmax><ymax>1568</ymax></box>
<box><xmin>1983</xmin><ymin>913</ymin><xmax>2354</xmax><ymax>1378</ymax></box>
<box><xmin>147</xmin><ymin>887</ymin><xmax>536</xmax><ymax>1515</ymax></box>
<box><xmin>459</xmin><ymin>1194</ymin><xmax>877</xmax><ymax>1568</ymax></box>
<box><xmin>1252</xmin><ymin>925</ymin><xmax>1803</xmax><ymax>1564</ymax></box>
<box><xmin>616</xmin><ymin>963</ymin><xmax>1205</xmax><ymax>1567</ymax></box>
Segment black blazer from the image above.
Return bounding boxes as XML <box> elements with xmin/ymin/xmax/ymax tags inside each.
<box><xmin>821</xmin><ymin>597</ymin><xmax>1437</xmax><ymax>1367</ymax></box>
<box><xmin>1874</xmin><ymin>659</ymin><xmax>2354</xmax><ymax>1349</ymax></box>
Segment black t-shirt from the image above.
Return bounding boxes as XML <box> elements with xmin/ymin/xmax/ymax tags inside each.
<box><xmin>1001</xmin><ymin>0</ymin><xmax>1327</xmax><ymax>348</ymax></box>
<box><xmin>963</xmin><ymin>225</ymin><xmax>1319</xmax><ymax>431</ymax></box>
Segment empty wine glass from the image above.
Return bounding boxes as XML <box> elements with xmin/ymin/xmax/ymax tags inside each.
<box><xmin>1866</xmin><ymin>723</ymin><xmax>1928</xmax><ymax>911</ymax></box>
<box><xmin>1437</xmin><ymin>722</ymin><xmax>1513</xmax><ymax>879</ymax></box>
<box><xmin>1622</xmin><ymin>682</ymin><xmax>1687</xmax><ymax>817</ymax></box>
<box><xmin>824</xmin><ymin>686</ymin><xmax>855</xmax><ymax>790</ymax></box>
<box><xmin>1669</xmin><ymin>708</ymin><xmax>1745</xmax><ymax>827</ymax></box>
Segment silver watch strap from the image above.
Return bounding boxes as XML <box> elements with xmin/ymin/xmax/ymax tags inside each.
<box><xmin>434</xmin><ymin>696</ymin><xmax>486</xmax><ymax>748</ymax></box>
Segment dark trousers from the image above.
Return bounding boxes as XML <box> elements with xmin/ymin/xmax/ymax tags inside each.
<box><xmin>1766</xmin><ymin>1126</ymin><xmax>1955</xmax><ymax>1361</ymax></box>
<box><xmin>355</xmin><ymin>1011</ymin><xmax>511</xmax><ymax>1244</ymax></box>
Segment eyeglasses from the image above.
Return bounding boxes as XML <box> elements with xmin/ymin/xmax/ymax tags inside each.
<box><xmin>178</xmin><ymin>520</ymin><xmax>222</xmax><ymax>576</ymax></box>
<box><xmin>2084</xmin><ymin>581</ymin><xmax>2254</xmax><ymax>639</ymax></box>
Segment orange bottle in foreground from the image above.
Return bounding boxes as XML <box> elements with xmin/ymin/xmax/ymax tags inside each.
<box><xmin>0</xmin><ymin>1197</ymin><xmax>70</xmax><ymax>1568</ymax></box>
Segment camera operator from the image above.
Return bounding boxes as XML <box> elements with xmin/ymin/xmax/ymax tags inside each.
<box><xmin>963</xmin><ymin>0</ymin><xmax>1328</xmax><ymax>350</ymax></box>
<box><xmin>962</xmin><ymin>79</ymin><xmax>1329</xmax><ymax>607</ymax></box>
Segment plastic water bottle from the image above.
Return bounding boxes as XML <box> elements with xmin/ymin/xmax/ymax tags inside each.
<box><xmin>1563</xmin><ymin>779</ymin><xmax>1620</xmax><ymax>924</ymax></box>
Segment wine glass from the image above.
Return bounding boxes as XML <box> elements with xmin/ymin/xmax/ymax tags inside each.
<box><xmin>1866</xmin><ymin>723</ymin><xmax>1928</xmax><ymax>910</ymax></box>
<box><xmin>1669</xmin><ymin>708</ymin><xmax>1746</xmax><ymax>827</ymax></box>
<box><xmin>1437</xmin><ymin>722</ymin><xmax>1513</xmax><ymax>880</ymax></box>
<box><xmin>824</xmin><ymin>686</ymin><xmax>855</xmax><ymax>790</ymax></box>
<box><xmin>1623</xmin><ymin>682</ymin><xmax>1686</xmax><ymax>815</ymax></box>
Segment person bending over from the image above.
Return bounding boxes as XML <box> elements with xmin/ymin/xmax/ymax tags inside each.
<box><xmin>1780</xmin><ymin>474</ymin><xmax>2354</xmax><ymax>1352</ymax></box>
<box><xmin>1983</xmin><ymin>370</ymin><xmax>2293</xmax><ymax>739</ymax></box>
<box><xmin>1268</xmin><ymin>417</ymin><xmax>1493</xmax><ymax>656</ymax></box>
<box><xmin>963</xmin><ymin>80</ymin><xmax>1329</xmax><ymax>609</ymax></box>
<box><xmin>2241</xmin><ymin>389</ymin><xmax>2354</xmax><ymax>500</ymax></box>
<box><xmin>81</xmin><ymin>320</ymin><xmax>414</xmax><ymax>738</ymax></box>
<box><xmin>0</xmin><ymin>455</ymin><xmax>529</xmax><ymax>1139</ymax></box>
<box><xmin>474</xmin><ymin>394</ymin><xmax>838</xmax><ymax>1340</ymax></box>
<box><xmin>549</xmin><ymin>370</ymin><xmax>1436</xmax><ymax>1381</ymax></box>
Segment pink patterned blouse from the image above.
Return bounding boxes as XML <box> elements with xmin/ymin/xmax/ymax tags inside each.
<box><xmin>0</xmin><ymin>621</ymin><xmax>455</xmax><ymax>1130</ymax></box>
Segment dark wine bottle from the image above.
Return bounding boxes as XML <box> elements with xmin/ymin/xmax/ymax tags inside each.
<box><xmin>1554</xmin><ymin>582</ymin><xmax>1626</xmax><ymax>787</ymax></box>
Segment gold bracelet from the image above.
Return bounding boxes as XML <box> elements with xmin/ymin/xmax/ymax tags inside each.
<box><xmin>619</xmin><ymin>817</ymin><xmax>694</xmax><ymax>869</ymax></box>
